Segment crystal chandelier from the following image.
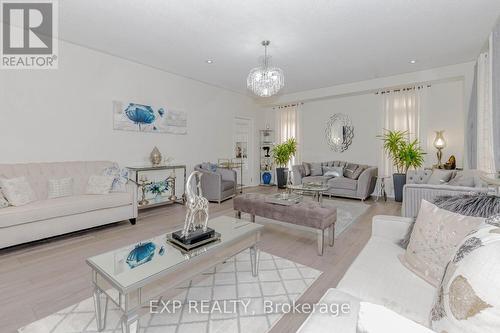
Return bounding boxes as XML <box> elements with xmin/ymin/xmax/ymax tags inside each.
<box><xmin>247</xmin><ymin>40</ymin><xmax>285</xmax><ymax>97</ymax></box>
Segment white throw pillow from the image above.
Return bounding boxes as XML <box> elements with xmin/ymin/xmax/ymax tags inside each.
<box><xmin>357</xmin><ymin>302</ymin><xmax>434</xmax><ymax>333</ymax></box>
<box><xmin>400</xmin><ymin>200</ymin><xmax>484</xmax><ymax>286</ymax></box>
<box><xmin>324</xmin><ymin>166</ymin><xmax>344</xmax><ymax>177</ymax></box>
<box><xmin>431</xmin><ymin>224</ymin><xmax>500</xmax><ymax>333</ymax></box>
<box><xmin>0</xmin><ymin>191</ymin><xmax>9</xmax><ymax>208</ymax></box>
<box><xmin>85</xmin><ymin>175</ymin><xmax>115</xmax><ymax>195</ymax></box>
<box><xmin>0</xmin><ymin>177</ymin><xmax>36</xmax><ymax>206</ymax></box>
<box><xmin>48</xmin><ymin>177</ymin><xmax>74</xmax><ymax>199</ymax></box>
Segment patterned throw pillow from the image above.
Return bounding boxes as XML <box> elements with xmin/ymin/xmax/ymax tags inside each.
<box><xmin>431</xmin><ymin>224</ymin><xmax>500</xmax><ymax>332</ymax></box>
<box><xmin>344</xmin><ymin>163</ymin><xmax>364</xmax><ymax>179</ymax></box>
<box><xmin>400</xmin><ymin>200</ymin><xmax>484</xmax><ymax>286</ymax></box>
<box><xmin>0</xmin><ymin>177</ymin><xmax>36</xmax><ymax>206</ymax></box>
<box><xmin>48</xmin><ymin>177</ymin><xmax>74</xmax><ymax>199</ymax></box>
<box><xmin>85</xmin><ymin>175</ymin><xmax>115</xmax><ymax>195</ymax></box>
<box><xmin>0</xmin><ymin>191</ymin><xmax>9</xmax><ymax>208</ymax></box>
<box><xmin>103</xmin><ymin>166</ymin><xmax>129</xmax><ymax>192</ymax></box>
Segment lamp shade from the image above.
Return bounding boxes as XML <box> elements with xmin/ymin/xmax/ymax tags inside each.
<box><xmin>433</xmin><ymin>130</ymin><xmax>446</xmax><ymax>149</ymax></box>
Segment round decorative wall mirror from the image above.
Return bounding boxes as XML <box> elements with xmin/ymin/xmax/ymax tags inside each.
<box><xmin>325</xmin><ymin>113</ymin><xmax>354</xmax><ymax>152</ymax></box>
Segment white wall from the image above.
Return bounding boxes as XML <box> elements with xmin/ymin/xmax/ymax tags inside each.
<box><xmin>0</xmin><ymin>41</ymin><xmax>261</xmax><ymax>184</ymax></box>
<box><xmin>261</xmin><ymin>79</ymin><xmax>466</xmax><ymax>171</ymax></box>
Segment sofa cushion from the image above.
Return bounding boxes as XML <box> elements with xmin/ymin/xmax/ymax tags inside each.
<box><xmin>0</xmin><ymin>193</ymin><xmax>132</xmax><ymax>228</ymax></box>
<box><xmin>401</xmin><ymin>200</ymin><xmax>484</xmax><ymax>287</ymax></box>
<box><xmin>323</xmin><ymin>166</ymin><xmax>344</xmax><ymax>177</ymax></box>
<box><xmin>310</xmin><ymin>162</ymin><xmax>323</xmax><ymax>176</ymax></box>
<box><xmin>338</xmin><ymin>237</ymin><xmax>436</xmax><ymax>326</ymax></box>
<box><xmin>0</xmin><ymin>176</ymin><xmax>37</xmax><ymax>206</ymax></box>
<box><xmin>0</xmin><ymin>161</ymin><xmax>117</xmax><ymax>199</ymax></box>
<box><xmin>221</xmin><ymin>180</ymin><xmax>234</xmax><ymax>191</ymax></box>
<box><xmin>302</xmin><ymin>176</ymin><xmax>332</xmax><ymax>185</ymax></box>
<box><xmin>328</xmin><ymin>177</ymin><xmax>357</xmax><ymax>191</ymax></box>
<box><xmin>431</xmin><ymin>224</ymin><xmax>500</xmax><ymax>333</ymax></box>
<box><xmin>344</xmin><ymin>163</ymin><xmax>364</xmax><ymax>179</ymax></box>
<box><xmin>427</xmin><ymin>169</ymin><xmax>454</xmax><ymax>185</ymax></box>
<box><xmin>302</xmin><ymin>162</ymin><xmax>311</xmax><ymax>176</ymax></box>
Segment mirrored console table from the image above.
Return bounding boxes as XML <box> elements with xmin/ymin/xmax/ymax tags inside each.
<box><xmin>127</xmin><ymin>165</ymin><xmax>186</xmax><ymax>210</ymax></box>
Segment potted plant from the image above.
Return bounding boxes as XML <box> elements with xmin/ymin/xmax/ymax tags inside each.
<box><xmin>272</xmin><ymin>138</ymin><xmax>297</xmax><ymax>189</ymax></box>
<box><xmin>378</xmin><ymin>130</ymin><xmax>425</xmax><ymax>202</ymax></box>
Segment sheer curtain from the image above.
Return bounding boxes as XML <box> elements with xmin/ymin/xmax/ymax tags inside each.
<box><xmin>477</xmin><ymin>51</ymin><xmax>496</xmax><ymax>173</ymax></box>
<box><xmin>275</xmin><ymin>104</ymin><xmax>301</xmax><ymax>167</ymax></box>
<box><xmin>381</xmin><ymin>89</ymin><xmax>422</xmax><ymax>176</ymax></box>
<box><xmin>380</xmin><ymin>88</ymin><xmax>424</xmax><ymax>196</ymax></box>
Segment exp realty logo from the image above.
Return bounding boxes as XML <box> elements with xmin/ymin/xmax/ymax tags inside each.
<box><xmin>1</xmin><ymin>0</ymin><xmax>58</xmax><ymax>69</ymax></box>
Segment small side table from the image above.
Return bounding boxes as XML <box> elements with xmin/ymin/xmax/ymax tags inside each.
<box><xmin>375</xmin><ymin>176</ymin><xmax>390</xmax><ymax>202</ymax></box>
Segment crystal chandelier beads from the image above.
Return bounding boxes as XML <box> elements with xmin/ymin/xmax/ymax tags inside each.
<box><xmin>247</xmin><ymin>40</ymin><xmax>285</xmax><ymax>97</ymax></box>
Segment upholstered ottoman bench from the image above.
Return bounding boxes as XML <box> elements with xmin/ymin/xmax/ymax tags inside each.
<box><xmin>233</xmin><ymin>193</ymin><xmax>337</xmax><ymax>255</ymax></box>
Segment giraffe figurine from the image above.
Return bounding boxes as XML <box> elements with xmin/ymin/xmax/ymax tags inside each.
<box><xmin>181</xmin><ymin>171</ymin><xmax>209</xmax><ymax>238</ymax></box>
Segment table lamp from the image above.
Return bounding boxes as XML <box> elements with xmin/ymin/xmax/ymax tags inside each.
<box><xmin>433</xmin><ymin>130</ymin><xmax>446</xmax><ymax>168</ymax></box>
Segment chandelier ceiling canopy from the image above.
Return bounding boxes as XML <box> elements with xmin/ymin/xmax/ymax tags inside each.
<box><xmin>247</xmin><ymin>40</ymin><xmax>285</xmax><ymax>97</ymax></box>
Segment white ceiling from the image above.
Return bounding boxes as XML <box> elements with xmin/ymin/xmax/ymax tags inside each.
<box><xmin>60</xmin><ymin>0</ymin><xmax>500</xmax><ymax>96</ymax></box>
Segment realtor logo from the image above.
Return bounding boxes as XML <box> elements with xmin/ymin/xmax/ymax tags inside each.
<box><xmin>1</xmin><ymin>0</ymin><xmax>58</xmax><ymax>69</ymax></box>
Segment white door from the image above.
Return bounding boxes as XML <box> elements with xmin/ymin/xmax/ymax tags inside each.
<box><xmin>234</xmin><ymin>117</ymin><xmax>253</xmax><ymax>187</ymax></box>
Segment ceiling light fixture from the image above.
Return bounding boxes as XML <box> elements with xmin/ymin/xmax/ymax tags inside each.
<box><xmin>247</xmin><ymin>40</ymin><xmax>284</xmax><ymax>97</ymax></box>
<box><xmin>409</xmin><ymin>60</ymin><xmax>417</xmax><ymax>64</ymax></box>
<box><xmin>206</xmin><ymin>59</ymin><xmax>214</xmax><ymax>64</ymax></box>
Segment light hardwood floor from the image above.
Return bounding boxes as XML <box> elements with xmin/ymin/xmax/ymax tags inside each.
<box><xmin>0</xmin><ymin>186</ymin><xmax>401</xmax><ymax>333</ymax></box>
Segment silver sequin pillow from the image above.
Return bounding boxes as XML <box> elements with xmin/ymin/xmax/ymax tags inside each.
<box><xmin>431</xmin><ymin>224</ymin><xmax>500</xmax><ymax>332</ymax></box>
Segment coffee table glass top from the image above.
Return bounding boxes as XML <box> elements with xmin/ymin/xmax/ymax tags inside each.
<box><xmin>86</xmin><ymin>216</ymin><xmax>262</xmax><ymax>290</ymax></box>
<box><xmin>287</xmin><ymin>184</ymin><xmax>329</xmax><ymax>191</ymax></box>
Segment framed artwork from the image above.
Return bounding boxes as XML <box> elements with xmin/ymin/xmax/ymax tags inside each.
<box><xmin>113</xmin><ymin>101</ymin><xmax>187</xmax><ymax>134</ymax></box>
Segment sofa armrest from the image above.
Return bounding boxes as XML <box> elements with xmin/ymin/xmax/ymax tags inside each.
<box><xmin>126</xmin><ymin>181</ymin><xmax>138</xmax><ymax>218</ymax></box>
<box><xmin>194</xmin><ymin>167</ymin><xmax>222</xmax><ymax>200</ymax></box>
<box><xmin>356</xmin><ymin>167</ymin><xmax>378</xmax><ymax>199</ymax></box>
<box><xmin>371</xmin><ymin>215</ymin><xmax>414</xmax><ymax>242</ymax></box>
<box><xmin>291</xmin><ymin>165</ymin><xmax>304</xmax><ymax>185</ymax></box>
<box><xmin>402</xmin><ymin>183</ymin><xmax>488</xmax><ymax>218</ymax></box>
<box><xmin>218</xmin><ymin>167</ymin><xmax>237</xmax><ymax>183</ymax></box>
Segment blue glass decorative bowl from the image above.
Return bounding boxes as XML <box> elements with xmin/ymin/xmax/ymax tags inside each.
<box><xmin>126</xmin><ymin>242</ymin><xmax>156</xmax><ymax>269</ymax></box>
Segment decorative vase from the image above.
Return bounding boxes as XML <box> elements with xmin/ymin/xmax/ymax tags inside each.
<box><xmin>393</xmin><ymin>173</ymin><xmax>406</xmax><ymax>202</ymax></box>
<box><xmin>150</xmin><ymin>147</ymin><xmax>162</xmax><ymax>166</ymax></box>
<box><xmin>276</xmin><ymin>167</ymin><xmax>288</xmax><ymax>189</ymax></box>
<box><xmin>262</xmin><ymin>172</ymin><xmax>272</xmax><ymax>185</ymax></box>
<box><xmin>154</xmin><ymin>193</ymin><xmax>163</xmax><ymax>203</ymax></box>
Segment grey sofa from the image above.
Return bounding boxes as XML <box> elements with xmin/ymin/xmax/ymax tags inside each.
<box><xmin>194</xmin><ymin>164</ymin><xmax>237</xmax><ymax>203</ymax></box>
<box><xmin>402</xmin><ymin>169</ymin><xmax>489</xmax><ymax>218</ymax></box>
<box><xmin>292</xmin><ymin>161</ymin><xmax>378</xmax><ymax>201</ymax></box>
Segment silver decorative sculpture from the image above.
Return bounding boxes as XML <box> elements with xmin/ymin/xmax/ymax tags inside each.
<box><xmin>181</xmin><ymin>171</ymin><xmax>209</xmax><ymax>237</ymax></box>
<box><xmin>325</xmin><ymin>113</ymin><xmax>354</xmax><ymax>152</ymax></box>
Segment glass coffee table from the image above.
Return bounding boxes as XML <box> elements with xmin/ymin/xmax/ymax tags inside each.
<box><xmin>86</xmin><ymin>216</ymin><xmax>262</xmax><ymax>333</ymax></box>
<box><xmin>287</xmin><ymin>183</ymin><xmax>329</xmax><ymax>204</ymax></box>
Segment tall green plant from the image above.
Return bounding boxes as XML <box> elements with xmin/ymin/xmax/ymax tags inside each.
<box><xmin>377</xmin><ymin>130</ymin><xmax>425</xmax><ymax>173</ymax></box>
<box><xmin>272</xmin><ymin>138</ymin><xmax>297</xmax><ymax>168</ymax></box>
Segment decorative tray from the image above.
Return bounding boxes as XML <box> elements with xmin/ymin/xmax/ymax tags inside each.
<box><xmin>265</xmin><ymin>193</ymin><xmax>303</xmax><ymax>206</ymax></box>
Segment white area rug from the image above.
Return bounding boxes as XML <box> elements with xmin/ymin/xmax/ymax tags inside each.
<box><xmin>19</xmin><ymin>250</ymin><xmax>322</xmax><ymax>333</ymax></box>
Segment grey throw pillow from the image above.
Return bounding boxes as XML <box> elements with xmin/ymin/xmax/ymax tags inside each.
<box><xmin>398</xmin><ymin>221</ymin><xmax>416</xmax><ymax>249</ymax></box>
<box><xmin>427</xmin><ymin>169</ymin><xmax>454</xmax><ymax>185</ymax></box>
<box><xmin>447</xmin><ymin>171</ymin><xmax>476</xmax><ymax>187</ymax></box>
<box><xmin>302</xmin><ymin>162</ymin><xmax>312</xmax><ymax>176</ymax></box>
<box><xmin>344</xmin><ymin>163</ymin><xmax>364</xmax><ymax>179</ymax></box>
<box><xmin>310</xmin><ymin>163</ymin><xmax>322</xmax><ymax>176</ymax></box>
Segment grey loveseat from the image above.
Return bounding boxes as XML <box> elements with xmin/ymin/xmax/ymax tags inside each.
<box><xmin>292</xmin><ymin>161</ymin><xmax>378</xmax><ymax>201</ymax></box>
<box><xmin>194</xmin><ymin>163</ymin><xmax>237</xmax><ymax>203</ymax></box>
<box><xmin>402</xmin><ymin>169</ymin><xmax>489</xmax><ymax>218</ymax></box>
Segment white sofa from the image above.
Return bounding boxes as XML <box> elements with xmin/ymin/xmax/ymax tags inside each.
<box><xmin>298</xmin><ymin>215</ymin><xmax>436</xmax><ymax>332</ymax></box>
<box><xmin>0</xmin><ymin>161</ymin><xmax>137</xmax><ymax>249</ymax></box>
